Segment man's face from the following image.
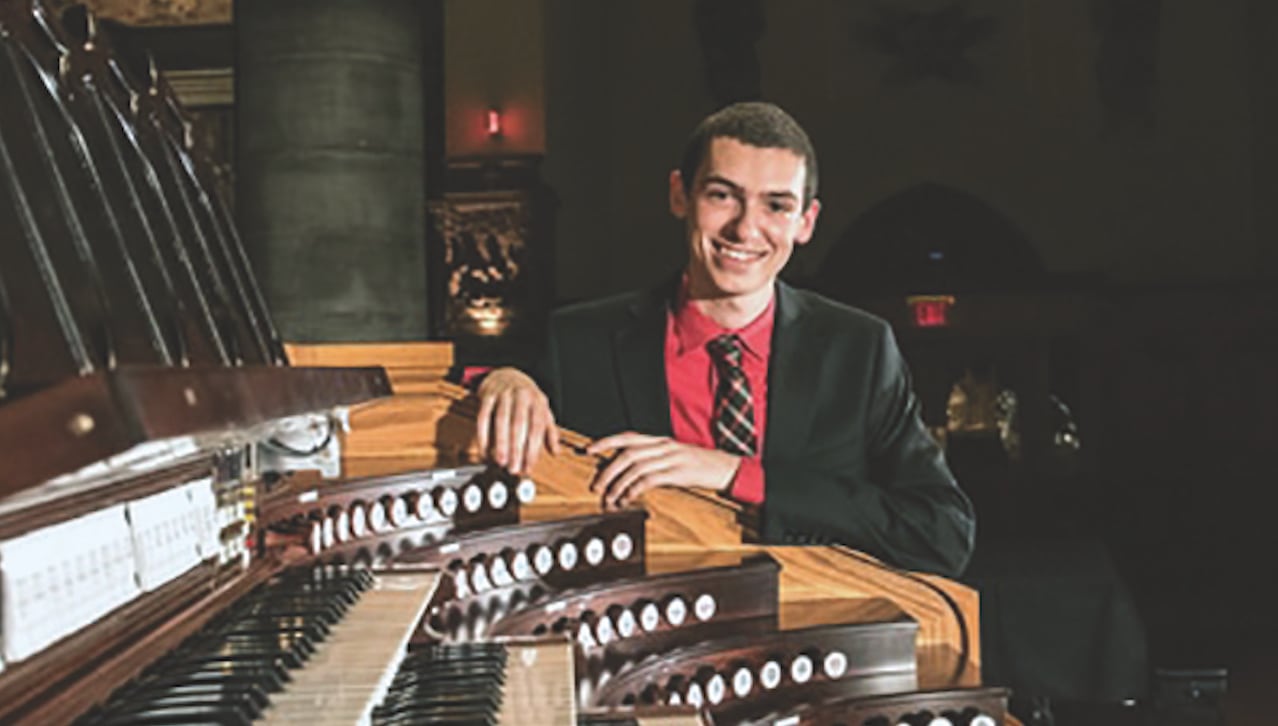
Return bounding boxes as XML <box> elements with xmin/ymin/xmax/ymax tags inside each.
<box><xmin>671</xmin><ymin>137</ymin><xmax>820</xmax><ymax>303</ymax></box>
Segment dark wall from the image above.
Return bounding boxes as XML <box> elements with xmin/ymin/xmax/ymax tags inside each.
<box><xmin>544</xmin><ymin>0</ymin><xmax>1274</xmax><ymax>303</ymax></box>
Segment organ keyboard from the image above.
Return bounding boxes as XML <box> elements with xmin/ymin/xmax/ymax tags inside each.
<box><xmin>0</xmin><ymin>0</ymin><xmax>1015</xmax><ymax>722</ymax></box>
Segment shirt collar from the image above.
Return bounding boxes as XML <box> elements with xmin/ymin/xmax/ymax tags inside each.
<box><xmin>670</xmin><ymin>277</ymin><xmax>775</xmax><ymax>361</ymax></box>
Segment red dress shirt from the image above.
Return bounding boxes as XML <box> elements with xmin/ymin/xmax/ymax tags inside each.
<box><xmin>665</xmin><ymin>288</ymin><xmax>774</xmax><ymax>504</ymax></box>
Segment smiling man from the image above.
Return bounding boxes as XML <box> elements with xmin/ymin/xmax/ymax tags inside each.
<box><xmin>476</xmin><ymin>102</ymin><xmax>975</xmax><ymax>577</ymax></box>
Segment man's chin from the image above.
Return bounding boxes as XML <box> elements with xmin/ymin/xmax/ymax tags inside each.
<box><xmin>701</xmin><ymin>276</ymin><xmax>771</xmax><ymax>300</ymax></box>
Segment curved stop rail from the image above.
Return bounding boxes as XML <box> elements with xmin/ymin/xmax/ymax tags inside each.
<box><xmin>285</xmin><ymin>343</ymin><xmax>983</xmax><ymax>688</ymax></box>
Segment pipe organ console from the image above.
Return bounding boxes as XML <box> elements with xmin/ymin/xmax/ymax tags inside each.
<box><xmin>0</xmin><ymin>0</ymin><xmax>1012</xmax><ymax>723</ymax></box>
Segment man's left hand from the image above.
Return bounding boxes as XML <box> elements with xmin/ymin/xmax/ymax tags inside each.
<box><xmin>586</xmin><ymin>432</ymin><xmax>741</xmax><ymax>509</ymax></box>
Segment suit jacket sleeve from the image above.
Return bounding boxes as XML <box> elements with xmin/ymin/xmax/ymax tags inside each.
<box><xmin>760</xmin><ymin>321</ymin><xmax>976</xmax><ymax>577</ymax></box>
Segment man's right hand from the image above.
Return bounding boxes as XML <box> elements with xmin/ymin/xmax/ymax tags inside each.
<box><xmin>475</xmin><ymin>367</ymin><xmax>560</xmax><ymax>475</ymax></box>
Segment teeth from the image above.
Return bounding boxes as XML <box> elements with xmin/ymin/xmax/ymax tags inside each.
<box><xmin>719</xmin><ymin>247</ymin><xmax>759</xmax><ymax>261</ymax></box>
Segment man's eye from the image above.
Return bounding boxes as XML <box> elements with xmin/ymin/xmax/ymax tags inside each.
<box><xmin>769</xmin><ymin>201</ymin><xmax>795</xmax><ymax>214</ymax></box>
<box><xmin>705</xmin><ymin>189</ymin><xmax>731</xmax><ymax>201</ymax></box>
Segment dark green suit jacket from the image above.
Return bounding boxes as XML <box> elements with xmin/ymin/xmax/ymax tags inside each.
<box><xmin>538</xmin><ymin>279</ymin><xmax>975</xmax><ymax>577</ymax></box>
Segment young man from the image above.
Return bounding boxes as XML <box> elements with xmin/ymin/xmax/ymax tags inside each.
<box><xmin>476</xmin><ymin>102</ymin><xmax>974</xmax><ymax>577</ymax></box>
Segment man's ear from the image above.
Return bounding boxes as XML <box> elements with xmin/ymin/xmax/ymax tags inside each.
<box><xmin>669</xmin><ymin>169</ymin><xmax>688</xmax><ymax>219</ymax></box>
<box><xmin>795</xmin><ymin>198</ymin><xmax>821</xmax><ymax>245</ymax></box>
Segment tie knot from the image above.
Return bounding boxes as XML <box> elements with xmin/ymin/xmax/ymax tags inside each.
<box><xmin>707</xmin><ymin>334</ymin><xmax>744</xmax><ymax>367</ymax></box>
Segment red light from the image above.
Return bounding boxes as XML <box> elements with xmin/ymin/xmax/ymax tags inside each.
<box><xmin>486</xmin><ymin>108</ymin><xmax>502</xmax><ymax>137</ymax></box>
<box><xmin>906</xmin><ymin>295</ymin><xmax>954</xmax><ymax>328</ymax></box>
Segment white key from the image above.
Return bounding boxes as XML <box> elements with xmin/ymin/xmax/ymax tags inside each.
<box><xmin>686</xmin><ymin>683</ymin><xmax>704</xmax><ymax>708</ymax></box>
<box><xmin>667</xmin><ymin>691</ymin><xmax>682</xmax><ymax>706</ymax></box>
<box><xmin>321</xmin><ymin>517</ymin><xmax>335</xmax><ymax>549</ymax></box>
<box><xmin>970</xmin><ymin>716</ymin><xmax>996</xmax><ymax>726</ymax></box>
<box><xmin>584</xmin><ymin>537</ymin><xmax>606</xmax><ymax>566</ymax></box>
<box><xmin>732</xmin><ymin>667</ymin><xmax>753</xmax><ymax>698</ymax></box>
<box><xmin>928</xmin><ymin>718</ymin><xmax>955</xmax><ymax>726</ymax></box>
<box><xmin>694</xmin><ymin>593</ymin><xmax>716</xmax><ymax>621</ymax></box>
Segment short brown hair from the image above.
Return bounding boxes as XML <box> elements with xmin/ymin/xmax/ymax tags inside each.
<box><xmin>679</xmin><ymin>102</ymin><xmax>818</xmax><ymax>208</ymax></box>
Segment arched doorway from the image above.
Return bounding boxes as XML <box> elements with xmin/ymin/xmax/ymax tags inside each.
<box><xmin>814</xmin><ymin>182</ymin><xmax>1045</xmax><ymax>303</ymax></box>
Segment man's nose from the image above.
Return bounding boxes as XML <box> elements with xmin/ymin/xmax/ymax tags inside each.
<box><xmin>726</xmin><ymin>201</ymin><xmax>765</xmax><ymax>241</ymax></box>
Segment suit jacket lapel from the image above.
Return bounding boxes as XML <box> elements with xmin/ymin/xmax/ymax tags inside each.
<box><xmin>612</xmin><ymin>282</ymin><xmax>675</xmax><ymax>437</ymax></box>
<box><xmin>765</xmin><ymin>282</ymin><xmax>820</xmax><ymax>461</ymax></box>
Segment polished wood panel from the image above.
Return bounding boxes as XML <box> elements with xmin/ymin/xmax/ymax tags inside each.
<box><xmin>285</xmin><ymin>341</ymin><xmax>454</xmax><ymax>394</ymax></box>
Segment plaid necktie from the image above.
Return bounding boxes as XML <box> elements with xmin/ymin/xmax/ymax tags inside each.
<box><xmin>707</xmin><ymin>334</ymin><xmax>758</xmax><ymax>457</ymax></box>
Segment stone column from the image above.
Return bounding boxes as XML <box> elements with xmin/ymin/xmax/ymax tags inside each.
<box><xmin>236</xmin><ymin>0</ymin><xmax>428</xmax><ymax>341</ymax></box>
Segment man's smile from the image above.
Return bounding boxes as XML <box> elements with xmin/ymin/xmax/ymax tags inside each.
<box><xmin>711</xmin><ymin>239</ymin><xmax>767</xmax><ymax>262</ymax></box>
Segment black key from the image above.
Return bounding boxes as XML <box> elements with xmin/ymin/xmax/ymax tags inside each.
<box><xmin>92</xmin><ymin>703</ymin><xmax>252</xmax><ymax>726</ymax></box>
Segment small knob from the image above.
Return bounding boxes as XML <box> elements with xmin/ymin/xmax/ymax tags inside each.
<box><xmin>732</xmin><ymin>665</ymin><xmax>754</xmax><ymax>698</ymax></box>
<box><xmin>790</xmin><ymin>653</ymin><xmax>814</xmax><ymax>684</ymax></box>
<box><xmin>614</xmin><ymin>605</ymin><xmax>637</xmax><ymax>638</ymax></box>
<box><xmin>349</xmin><ymin>502</ymin><xmax>369</xmax><ymax>537</ymax></box>
<box><xmin>760</xmin><ymin>659</ymin><xmax>783</xmax><ymax>689</ymax></box>
<box><xmin>487</xmin><ymin>481</ymin><xmax>509</xmax><ymax>509</ymax></box>
<box><xmin>638</xmin><ymin>601</ymin><xmax>661</xmax><ymax>631</ymax></box>
<box><xmin>511</xmin><ymin>550</ymin><xmax>534</xmax><ymax>580</ymax></box>
<box><xmin>469</xmin><ymin>560</ymin><xmax>491</xmax><ymax>592</ymax></box>
<box><xmin>532</xmin><ymin>544</ymin><xmax>555</xmax><ymax>575</ymax></box>
<box><xmin>462</xmin><ymin>483</ymin><xmax>484</xmax><ymax>512</ymax></box>
<box><xmin>516</xmin><ymin>477</ymin><xmax>537</xmax><ymax>503</ymax></box>
<box><xmin>664</xmin><ymin>595</ymin><xmax>688</xmax><ymax>626</ymax></box>
<box><xmin>557</xmin><ymin>540</ymin><xmax>579</xmax><ymax>570</ymax></box>
<box><xmin>694</xmin><ymin>593</ymin><xmax>717</xmax><ymax>621</ymax></box>
<box><xmin>611</xmin><ymin>532</ymin><xmax>635</xmax><ymax>560</ymax></box>
<box><xmin>436</xmin><ymin>488</ymin><xmax>459</xmax><ymax>516</ymax></box>
<box><xmin>584</xmin><ymin>536</ymin><xmax>606</xmax><ymax>566</ymax></box>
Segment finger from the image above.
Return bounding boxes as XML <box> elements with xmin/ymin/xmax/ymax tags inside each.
<box><xmin>605</xmin><ymin>459</ymin><xmax>673</xmax><ymax>510</ymax></box>
<box><xmin>590</xmin><ymin>446</ymin><xmax>636</xmax><ymax>496</ymax></box>
<box><xmin>588</xmin><ymin>431</ymin><xmax>658</xmax><ymax>455</ymax></box>
<box><xmin>492</xmin><ymin>392</ymin><xmax>513</xmax><ymax>468</ymax></box>
<box><xmin>526</xmin><ymin>410</ymin><xmax>547</xmax><ymax>474</ymax></box>
<box><xmin>547</xmin><ymin>415</ymin><xmax>561</xmax><ymax>456</ymax></box>
<box><xmin>603</xmin><ymin>457</ymin><xmax>654</xmax><ymax>507</ymax></box>
<box><xmin>603</xmin><ymin>462</ymin><xmax>674</xmax><ymax>508</ymax></box>
<box><xmin>619</xmin><ymin>476</ymin><xmax>664</xmax><ymax>507</ymax></box>
<box><xmin>476</xmin><ymin>392</ymin><xmax>496</xmax><ymax>454</ymax></box>
<box><xmin>509</xmin><ymin>392</ymin><xmax>532</xmax><ymax>475</ymax></box>
<box><xmin>590</xmin><ymin>440</ymin><xmax>669</xmax><ymax>493</ymax></box>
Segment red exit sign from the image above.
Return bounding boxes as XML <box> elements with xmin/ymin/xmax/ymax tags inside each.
<box><xmin>906</xmin><ymin>295</ymin><xmax>955</xmax><ymax>328</ymax></box>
